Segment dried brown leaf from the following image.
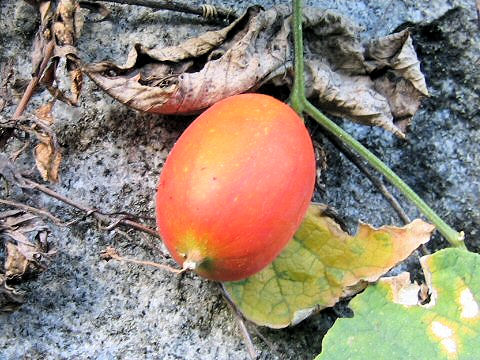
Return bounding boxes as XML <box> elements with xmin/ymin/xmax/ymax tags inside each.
<box><xmin>31</xmin><ymin>1</ymin><xmax>55</xmax><ymax>77</ymax></box>
<box><xmin>35</xmin><ymin>101</ymin><xmax>55</xmax><ymax>125</ymax></box>
<box><xmin>373</xmin><ymin>75</ymin><xmax>422</xmax><ymax>132</ymax></box>
<box><xmin>0</xmin><ymin>209</ymin><xmax>54</xmax><ymax>312</ymax></box>
<box><xmin>2</xmin><ymin>212</ymin><xmax>38</xmax><ymax>228</ymax></box>
<box><xmin>85</xmin><ymin>6</ymin><xmax>268</xmax><ymax>114</ymax></box>
<box><xmin>70</xmin><ymin>67</ymin><xmax>83</xmax><ymax>104</ymax></box>
<box><xmin>55</xmin><ymin>0</ymin><xmax>81</xmax><ymax>45</ymax></box>
<box><xmin>304</xmin><ymin>61</ymin><xmax>402</xmax><ymax>136</ymax></box>
<box><xmin>4</xmin><ymin>242</ymin><xmax>30</xmax><ymax>280</ymax></box>
<box><xmin>29</xmin><ymin>0</ymin><xmax>83</xmax><ymax>105</ymax></box>
<box><xmin>0</xmin><ymin>210</ymin><xmax>53</xmax><ymax>278</ymax></box>
<box><xmin>34</xmin><ymin>136</ymin><xmax>62</xmax><ymax>182</ymax></box>
<box><xmin>366</xmin><ymin>30</ymin><xmax>429</xmax><ymax>96</ymax></box>
<box><xmin>85</xmin><ymin>6</ymin><xmax>427</xmax><ymax>136</ymax></box>
<box><xmin>38</xmin><ymin>0</ymin><xmax>53</xmax><ymax>24</ymax></box>
<box><xmin>0</xmin><ymin>274</ymin><xmax>25</xmax><ymax>313</ymax></box>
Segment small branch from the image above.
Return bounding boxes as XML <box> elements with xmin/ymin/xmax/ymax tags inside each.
<box><xmin>247</xmin><ymin>325</ymin><xmax>283</xmax><ymax>360</ymax></box>
<box><xmin>13</xmin><ymin>40</ymin><xmax>55</xmax><ymax>120</ymax></box>
<box><xmin>90</xmin><ymin>0</ymin><xmax>237</xmax><ymax>22</ymax></box>
<box><xmin>20</xmin><ymin>177</ymin><xmax>160</xmax><ymax>239</ymax></box>
<box><xmin>319</xmin><ymin>131</ymin><xmax>430</xmax><ymax>255</ymax></box>
<box><xmin>219</xmin><ymin>283</ymin><xmax>257</xmax><ymax>360</ymax></box>
<box><xmin>100</xmin><ymin>246</ymin><xmax>185</xmax><ymax>273</ymax></box>
<box><xmin>0</xmin><ymin>198</ymin><xmax>65</xmax><ymax>225</ymax></box>
<box><xmin>9</xmin><ymin>141</ymin><xmax>30</xmax><ymax>162</ymax></box>
<box><xmin>320</xmin><ymin>130</ymin><xmax>411</xmax><ymax>224</ymax></box>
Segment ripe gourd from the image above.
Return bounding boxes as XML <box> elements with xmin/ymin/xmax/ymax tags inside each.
<box><xmin>156</xmin><ymin>94</ymin><xmax>315</xmax><ymax>281</ymax></box>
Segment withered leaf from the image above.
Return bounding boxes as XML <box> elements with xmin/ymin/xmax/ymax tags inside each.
<box><xmin>35</xmin><ymin>101</ymin><xmax>55</xmax><ymax>125</ymax></box>
<box><xmin>30</xmin><ymin>0</ymin><xmax>55</xmax><ymax>78</ymax></box>
<box><xmin>55</xmin><ymin>0</ymin><xmax>83</xmax><ymax>46</ymax></box>
<box><xmin>69</xmin><ymin>67</ymin><xmax>83</xmax><ymax>105</ymax></box>
<box><xmin>0</xmin><ymin>274</ymin><xmax>25</xmax><ymax>313</ymax></box>
<box><xmin>34</xmin><ymin>134</ymin><xmax>62</xmax><ymax>182</ymax></box>
<box><xmin>224</xmin><ymin>204</ymin><xmax>434</xmax><ymax>328</ymax></box>
<box><xmin>1</xmin><ymin>210</ymin><xmax>53</xmax><ymax>278</ymax></box>
<box><xmin>85</xmin><ymin>6</ymin><xmax>266</xmax><ymax>114</ymax></box>
<box><xmin>0</xmin><ymin>209</ymin><xmax>54</xmax><ymax>312</ymax></box>
<box><xmin>85</xmin><ymin>6</ymin><xmax>428</xmax><ymax>136</ymax></box>
<box><xmin>31</xmin><ymin>103</ymin><xmax>63</xmax><ymax>182</ymax></box>
<box><xmin>366</xmin><ymin>30</ymin><xmax>428</xmax><ymax>96</ymax></box>
<box><xmin>5</xmin><ymin>242</ymin><xmax>31</xmax><ymax>280</ymax></box>
<box><xmin>365</xmin><ymin>30</ymin><xmax>429</xmax><ymax>132</ymax></box>
<box><xmin>30</xmin><ymin>0</ymin><xmax>83</xmax><ymax>105</ymax></box>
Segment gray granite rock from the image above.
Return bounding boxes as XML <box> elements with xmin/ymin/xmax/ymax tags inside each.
<box><xmin>1</xmin><ymin>1</ymin><xmax>478</xmax><ymax>359</ymax></box>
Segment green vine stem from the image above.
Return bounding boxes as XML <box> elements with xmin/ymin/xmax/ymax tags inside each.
<box><xmin>289</xmin><ymin>0</ymin><xmax>305</xmax><ymax>115</ymax></box>
<box><xmin>290</xmin><ymin>0</ymin><xmax>465</xmax><ymax>249</ymax></box>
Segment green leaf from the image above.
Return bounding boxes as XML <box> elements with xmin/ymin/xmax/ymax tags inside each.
<box><xmin>223</xmin><ymin>204</ymin><xmax>434</xmax><ymax>328</ymax></box>
<box><xmin>317</xmin><ymin>248</ymin><xmax>480</xmax><ymax>360</ymax></box>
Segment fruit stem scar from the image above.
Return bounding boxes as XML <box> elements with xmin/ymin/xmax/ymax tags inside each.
<box><xmin>182</xmin><ymin>249</ymin><xmax>205</xmax><ymax>271</ymax></box>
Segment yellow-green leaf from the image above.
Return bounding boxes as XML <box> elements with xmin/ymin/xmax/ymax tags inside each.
<box><xmin>316</xmin><ymin>248</ymin><xmax>479</xmax><ymax>359</ymax></box>
<box><xmin>224</xmin><ymin>204</ymin><xmax>434</xmax><ymax>328</ymax></box>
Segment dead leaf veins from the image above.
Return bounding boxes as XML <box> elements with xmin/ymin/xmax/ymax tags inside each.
<box><xmin>0</xmin><ymin>209</ymin><xmax>55</xmax><ymax>312</ymax></box>
<box><xmin>84</xmin><ymin>6</ymin><xmax>428</xmax><ymax>136</ymax></box>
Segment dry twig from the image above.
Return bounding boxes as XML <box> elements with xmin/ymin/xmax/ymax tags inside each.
<box><xmin>100</xmin><ymin>246</ymin><xmax>184</xmax><ymax>273</ymax></box>
<box><xmin>316</xmin><ymin>127</ymin><xmax>411</xmax><ymax>223</ymax></box>
<box><xmin>0</xmin><ymin>198</ymin><xmax>65</xmax><ymax>226</ymax></box>
<box><xmin>315</xmin><ymin>126</ymin><xmax>431</xmax><ymax>255</ymax></box>
<box><xmin>90</xmin><ymin>0</ymin><xmax>237</xmax><ymax>22</ymax></box>
<box><xmin>20</xmin><ymin>177</ymin><xmax>160</xmax><ymax>238</ymax></box>
<box><xmin>247</xmin><ymin>325</ymin><xmax>283</xmax><ymax>360</ymax></box>
<box><xmin>13</xmin><ymin>40</ymin><xmax>55</xmax><ymax>120</ymax></box>
<box><xmin>219</xmin><ymin>283</ymin><xmax>257</xmax><ymax>360</ymax></box>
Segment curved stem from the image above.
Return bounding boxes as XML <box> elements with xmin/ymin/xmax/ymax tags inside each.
<box><xmin>290</xmin><ymin>0</ymin><xmax>465</xmax><ymax>248</ymax></box>
<box><xmin>304</xmin><ymin>101</ymin><xmax>465</xmax><ymax>248</ymax></box>
<box><xmin>289</xmin><ymin>0</ymin><xmax>305</xmax><ymax>114</ymax></box>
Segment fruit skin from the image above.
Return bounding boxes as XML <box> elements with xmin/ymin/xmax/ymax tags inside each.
<box><xmin>156</xmin><ymin>93</ymin><xmax>315</xmax><ymax>281</ymax></box>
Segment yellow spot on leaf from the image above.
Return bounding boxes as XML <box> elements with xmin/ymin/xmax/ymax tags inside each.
<box><xmin>430</xmin><ymin>321</ymin><xmax>458</xmax><ymax>357</ymax></box>
<box><xmin>459</xmin><ymin>287</ymin><xmax>479</xmax><ymax>319</ymax></box>
<box><xmin>440</xmin><ymin>339</ymin><xmax>457</xmax><ymax>355</ymax></box>
<box><xmin>431</xmin><ymin>321</ymin><xmax>453</xmax><ymax>338</ymax></box>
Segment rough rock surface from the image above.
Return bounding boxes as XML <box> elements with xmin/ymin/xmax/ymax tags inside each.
<box><xmin>1</xmin><ymin>0</ymin><xmax>478</xmax><ymax>359</ymax></box>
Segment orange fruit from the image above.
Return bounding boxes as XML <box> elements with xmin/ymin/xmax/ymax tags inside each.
<box><xmin>156</xmin><ymin>94</ymin><xmax>315</xmax><ymax>281</ymax></box>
